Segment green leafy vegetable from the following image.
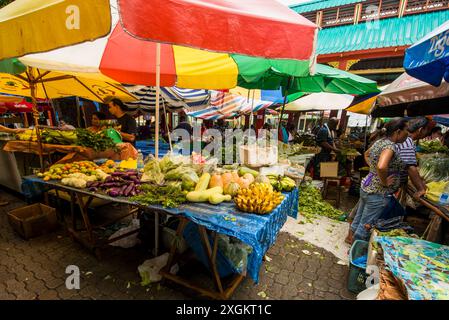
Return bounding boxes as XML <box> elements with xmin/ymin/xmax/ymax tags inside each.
<box><xmin>131</xmin><ymin>184</ymin><xmax>186</xmax><ymax>208</ymax></box>
<box><xmin>75</xmin><ymin>128</ymin><xmax>118</xmax><ymax>152</ymax></box>
<box><xmin>298</xmin><ymin>184</ymin><xmax>344</xmax><ymax>221</ymax></box>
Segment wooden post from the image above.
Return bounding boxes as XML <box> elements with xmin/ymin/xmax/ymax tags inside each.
<box><xmin>28</xmin><ymin>68</ymin><xmax>44</xmax><ymax>171</ymax></box>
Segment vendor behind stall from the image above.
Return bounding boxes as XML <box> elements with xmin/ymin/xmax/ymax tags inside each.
<box><xmin>87</xmin><ymin>112</ymin><xmax>107</xmax><ymax>133</ymax></box>
<box><xmin>313</xmin><ymin>117</ymin><xmax>340</xmax><ymax>178</ymax></box>
<box><xmin>108</xmin><ymin>98</ymin><xmax>137</xmax><ymax>145</ymax></box>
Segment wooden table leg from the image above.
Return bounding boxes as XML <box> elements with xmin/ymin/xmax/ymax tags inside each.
<box><xmin>75</xmin><ymin>193</ymin><xmax>95</xmax><ymax>244</ymax></box>
<box><xmin>160</xmin><ymin>219</ymin><xmax>245</xmax><ymax>300</ymax></box>
<box><xmin>198</xmin><ymin>227</ymin><xmax>224</xmax><ymax>295</ymax></box>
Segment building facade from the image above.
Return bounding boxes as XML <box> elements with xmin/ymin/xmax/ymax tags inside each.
<box><xmin>290</xmin><ymin>0</ymin><xmax>449</xmax><ymax>124</ymax></box>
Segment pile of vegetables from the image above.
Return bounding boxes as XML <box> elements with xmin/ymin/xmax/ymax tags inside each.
<box><xmin>186</xmin><ymin>172</ymin><xmax>232</xmax><ymax>205</ymax></box>
<box><xmin>292</xmin><ymin>133</ymin><xmax>316</xmax><ymax>146</ymax></box>
<box><xmin>41</xmin><ymin>129</ymin><xmax>77</xmax><ymax>145</ymax></box>
<box><xmin>38</xmin><ymin>161</ymin><xmax>99</xmax><ymax>181</ymax></box>
<box><xmin>141</xmin><ymin>154</ymin><xmax>199</xmax><ymax>191</ymax></box>
<box><xmin>279</xmin><ymin>142</ymin><xmax>320</xmax><ymax>159</ymax></box>
<box><xmin>340</xmin><ymin>148</ymin><xmax>361</xmax><ymax>157</ymax></box>
<box><xmin>131</xmin><ymin>183</ymin><xmax>186</xmax><ymax>208</ymax></box>
<box><xmin>419</xmin><ymin>154</ymin><xmax>449</xmax><ymax>183</ymax></box>
<box><xmin>17</xmin><ymin>129</ymin><xmax>39</xmax><ymax>142</ymax></box>
<box><xmin>75</xmin><ymin>128</ymin><xmax>118</xmax><ymax>152</ymax></box>
<box><xmin>418</xmin><ymin>139</ymin><xmax>449</xmax><ymax>154</ymax></box>
<box><xmin>87</xmin><ymin>170</ymin><xmax>141</xmax><ymax>197</ymax></box>
<box><xmin>298</xmin><ymin>184</ymin><xmax>344</xmax><ymax>221</ymax></box>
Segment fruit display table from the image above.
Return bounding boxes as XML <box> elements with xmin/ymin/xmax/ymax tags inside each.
<box><xmin>23</xmin><ymin>175</ymin><xmax>298</xmax><ymax>299</ymax></box>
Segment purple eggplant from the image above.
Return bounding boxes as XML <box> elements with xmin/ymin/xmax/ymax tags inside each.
<box><xmin>130</xmin><ymin>189</ymin><xmax>136</xmax><ymax>197</ymax></box>
<box><xmin>104</xmin><ymin>176</ymin><xmax>113</xmax><ymax>183</ymax></box>
<box><xmin>111</xmin><ymin>171</ymin><xmax>127</xmax><ymax>177</ymax></box>
<box><xmin>123</xmin><ymin>183</ymin><xmax>135</xmax><ymax>197</ymax></box>
<box><xmin>108</xmin><ymin>188</ymin><xmax>121</xmax><ymax>197</ymax></box>
<box><xmin>88</xmin><ymin>187</ymin><xmax>98</xmax><ymax>192</ymax></box>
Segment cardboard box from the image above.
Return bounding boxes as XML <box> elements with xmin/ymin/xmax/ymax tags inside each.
<box><xmin>7</xmin><ymin>203</ymin><xmax>58</xmax><ymax>239</ymax></box>
<box><xmin>320</xmin><ymin>162</ymin><xmax>339</xmax><ymax>178</ymax></box>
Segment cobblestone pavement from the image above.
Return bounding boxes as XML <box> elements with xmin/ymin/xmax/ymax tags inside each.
<box><xmin>0</xmin><ymin>191</ymin><xmax>355</xmax><ymax>300</ymax></box>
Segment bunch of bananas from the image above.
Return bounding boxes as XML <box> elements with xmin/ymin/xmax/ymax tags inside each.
<box><xmin>41</xmin><ymin>129</ymin><xmax>77</xmax><ymax>145</ymax></box>
<box><xmin>234</xmin><ymin>183</ymin><xmax>284</xmax><ymax>215</ymax></box>
<box><xmin>267</xmin><ymin>174</ymin><xmax>296</xmax><ymax>192</ymax></box>
<box><xmin>17</xmin><ymin>129</ymin><xmax>38</xmax><ymax>142</ymax></box>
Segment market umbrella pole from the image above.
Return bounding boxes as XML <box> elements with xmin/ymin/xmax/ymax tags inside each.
<box><xmin>278</xmin><ymin>77</ymin><xmax>293</xmax><ymax>130</ymax></box>
<box><xmin>155</xmin><ymin>43</ymin><xmax>161</xmax><ymax>159</ymax></box>
<box><xmin>28</xmin><ymin>68</ymin><xmax>45</xmax><ymax>171</ymax></box>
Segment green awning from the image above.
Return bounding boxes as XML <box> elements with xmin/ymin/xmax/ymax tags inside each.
<box><xmin>290</xmin><ymin>0</ymin><xmax>364</xmax><ymax>14</ymax></box>
<box><xmin>317</xmin><ymin>10</ymin><xmax>449</xmax><ymax>55</ymax></box>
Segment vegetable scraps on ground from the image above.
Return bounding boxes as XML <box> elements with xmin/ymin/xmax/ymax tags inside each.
<box><xmin>298</xmin><ymin>184</ymin><xmax>344</xmax><ymax>222</ymax></box>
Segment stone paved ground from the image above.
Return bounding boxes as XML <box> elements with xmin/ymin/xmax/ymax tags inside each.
<box><xmin>0</xmin><ymin>191</ymin><xmax>355</xmax><ymax>300</ymax></box>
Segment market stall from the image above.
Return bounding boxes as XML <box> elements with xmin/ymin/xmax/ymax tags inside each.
<box><xmin>20</xmin><ymin>150</ymin><xmax>299</xmax><ymax>299</ymax></box>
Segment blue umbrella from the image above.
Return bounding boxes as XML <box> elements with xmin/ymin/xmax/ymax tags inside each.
<box><xmin>404</xmin><ymin>20</ymin><xmax>449</xmax><ymax>87</ymax></box>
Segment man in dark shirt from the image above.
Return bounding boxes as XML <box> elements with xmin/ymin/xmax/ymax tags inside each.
<box><xmin>108</xmin><ymin>98</ymin><xmax>137</xmax><ymax>144</ymax></box>
<box><xmin>313</xmin><ymin>117</ymin><xmax>340</xmax><ymax>178</ymax></box>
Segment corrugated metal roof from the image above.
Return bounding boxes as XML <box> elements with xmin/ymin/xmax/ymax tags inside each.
<box><xmin>317</xmin><ymin>10</ymin><xmax>449</xmax><ymax>55</ymax></box>
<box><xmin>290</xmin><ymin>0</ymin><xmax>365</xmax><ymax>14</ymax></box>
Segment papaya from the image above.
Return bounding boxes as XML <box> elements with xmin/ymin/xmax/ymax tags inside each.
<box><xmin>195</xmin><ymin>172</ymin><xmax>211</xmax><ymax>191</ymax></box>
<box><xmin>209</xmin><ymin>174</ymin><xmax>223</xmax><ymax>188</ymax></box>
<box><xmin>221</xmin><ymin>172</ymin><xmax>233</xmax><ymax>187</ymax></box>
<box><xmin>238</xmin><ymin>177</ymin><xmax>251</xmax><ymax>189</ymax></box>
<box><xmin>231</xmin><ymin>171</ymin><xmax>240</xmax><ymax>183</ymax></box>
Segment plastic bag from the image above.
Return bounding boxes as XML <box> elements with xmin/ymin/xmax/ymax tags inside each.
<box><xmin>138</xmin><ymin>253</ymin><xmax>179</xmax><ymax>286</ymax></box>
<box><xmin>217</xmin><ymin>235</ymin><xmax>252</xmax><ymax>276</ymax></box>
<box><xmin>108</xmin><ymin>219</ymin><xmax>141</xmax><ymax>248</ymax></box>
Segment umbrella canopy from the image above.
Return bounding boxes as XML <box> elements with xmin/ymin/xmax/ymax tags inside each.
<box><xmin>345</xmin><ymin>93</ymin><xmax>379</xmax><ymax>115</ymax></box>
<box><xmin>404</xmin><ymin>20</ymin><xmax>449</xmax><ymax>87</ymax></box>
<box><xmin>19</xmin><ymin>21</ymin><xmax>313</xmax><ymax>90</ymax></box>
<box><xmin>124</xmin><ymin>86</ymin><xmax>210</xmax><ymax>113</ymax></box>
<box><xmin>118</xmin><ymin>0</ymin><xmax>317</xmax><ymax>61</ymax></box>
<box><xmin>186</xmin><ymin>91</ymin><xmax>273</xmax><ymax>120</ymax></box>
<box><xmin>237</xmin><ymin>64</ymin><xmax>380</xmax><ymax>96</ymax></box>
<box><xmin>0</xmin><ymin>94</ymin><xmax>22</xmax><ymax>103</ymax></box>
<box><xmin>377</xmin><ymin>73</ymin><xmax>449</xmax><ymax>107</ymax></box>
<box><xmin>372</xmin><ymin>73</ymin><xmax>449</xmax><ymax>117</ymax></box>
<box><xmin>284</xmin><ymin>93</ymin><xmax>355</xmax><ymax>112</ymax></box>
<box><xmin>0</xmin><ymin>60</ymin><xmax>136</xmax><ymax>103</ymax></box>
<box><xmin>0</xmin><ymin>0</ymin><xmax>112</xmax><ymax>60</ymax></box>
<box><xmin>230</xmin><ymin>87</ymin><xmax>305</xmax><ymax>104</ymax></box>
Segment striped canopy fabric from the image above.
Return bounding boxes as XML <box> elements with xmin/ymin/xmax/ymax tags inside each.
<box><xmin>186</xmin><ymin>91</ymin><xmax>274</xmax><ymax>120</ymax></box>
<box><xmin>124</xmin><ymin>85</ymin><xmax>210</xmax><ymax>113</ymax></box>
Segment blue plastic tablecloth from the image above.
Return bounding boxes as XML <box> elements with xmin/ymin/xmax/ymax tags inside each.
<box><xmin>135</xmin><ymin>140</ymin><xmax>172</xmax><ymax>158</ymax></box>
<box><xmin>22</xmin><ymin>176</ymin><xmax>298</xmax><ymax>283</ymax></box>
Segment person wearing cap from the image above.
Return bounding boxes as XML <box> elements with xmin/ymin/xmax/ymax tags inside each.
<box><xmin>107</xmin><ymin>98</ymin><xmax>137</xmax><ymax>144</ymax></box>
<box><xmin>395</xmin><ymin>117</ymin><xmax>433</xmax><ymax>204</ymax></box>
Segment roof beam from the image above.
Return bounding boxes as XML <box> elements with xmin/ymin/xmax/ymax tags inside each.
<box><xmin>317</xmin><ymin>46</ymin><xmax>408</xmax><ymax>62</ymax></box>
<box><xmin>350</xmin><ymin>67</ymin><xmax>405</xmax><ymax>74</ymax></box>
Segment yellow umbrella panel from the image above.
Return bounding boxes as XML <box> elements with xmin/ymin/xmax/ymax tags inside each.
<box><xmin>0</xmin><ymin>0</ymin><xmax>111</xmax><ymax>59</ymax></box>
<box><xmin>0</xmin><ymin>69</ymin><xmax>136</xmax><ymax>103</ymax></box>
<box><xmin>345</xmin><ymin>95</ymin><xmax>378</xmax><ymax>115</ymax></box>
